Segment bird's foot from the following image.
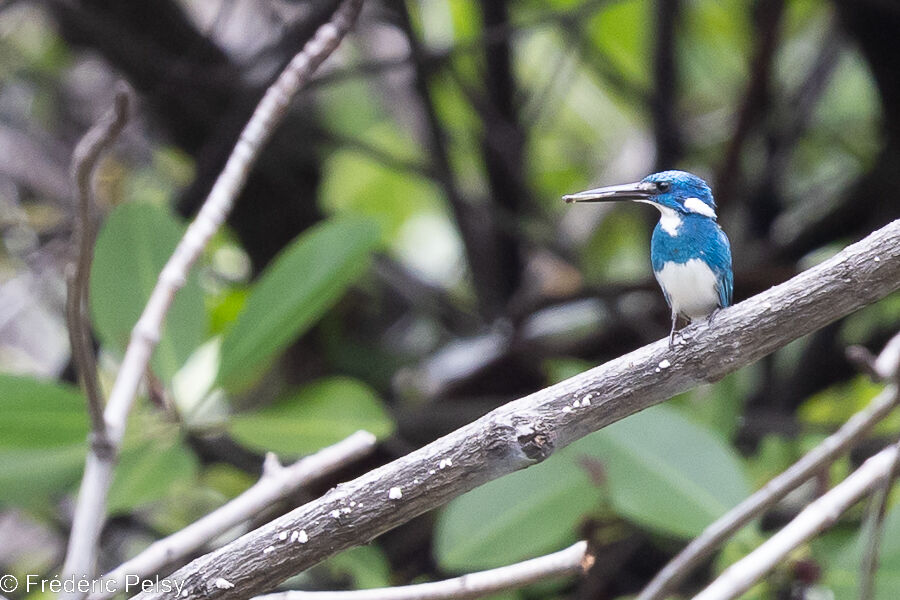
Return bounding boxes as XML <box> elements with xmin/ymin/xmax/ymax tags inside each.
<box><xmin>707</xmin><ymin>308</ymin><xmax>721</xmax><ymax>326</ymax></box>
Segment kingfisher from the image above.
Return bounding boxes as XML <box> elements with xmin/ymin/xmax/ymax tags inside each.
<box><xmin>563</xmin><ymin>170</ymin><xmax>733</xmax><ymax>349</ymax></box>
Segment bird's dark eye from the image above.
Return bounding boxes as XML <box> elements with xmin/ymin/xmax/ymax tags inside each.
<box><xmin>656</xmin><ymin>181</ymin><xmax>671</xmax><ymax>193</ymax></box>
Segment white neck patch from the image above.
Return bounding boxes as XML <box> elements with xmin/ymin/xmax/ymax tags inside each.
<box><xmin>657</xmin><ymin>205</ymin><xmax>682</xmax><ymax>235</ymax></box>
<box><xmin>683</xmin><ymin>197</ymin><xmax>717</xmax><ymax>219</ymax></box>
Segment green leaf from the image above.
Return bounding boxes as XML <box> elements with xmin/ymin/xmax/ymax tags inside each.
<box><xmin>217</xmin><ymin>217</ymin><xmax>380</xmax><ymax>392</ymax></box>
<box><xmin>90</xmin><ymin>202</ymin><xmax>206</xmax><ymax>382</ymax></box>
<box><xmin>108</xmin><ymin>434</ymin><xmax>199</xmax><ymax>514</ymax></box>
<box><xmin>434</xmin><ymin>451</ymin><xmax>601</xmax><ymax>571</ymax></box>
<box><xmin>0</xmin><ymin>445</ymin><xmax>86</xmax><ymax>507</ymax></box>
<box><xmin>0</xmin><ymin>375</ymin><xmax>88</xmax><ymax>448</ymax></box>
<box><xmin>577</xmin><ymin>404</ymin><xmax>751</xmax><ymax>538</ymax></box>
<box><xmin>229</xmin><ymin>377</ymin><xmax>394</xmax><ymax>455</ymax></box>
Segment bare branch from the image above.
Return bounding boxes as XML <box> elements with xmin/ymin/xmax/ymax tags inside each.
<box><xmin>90</xmin><ymin>432</ymin><xmax>377</xmax><ymax>600</ymax></box>
<box><xmin>637</xmin><ymin>332</ymin><xmax>900</xmax><ymax>600</ymax></box>
<box><xmin>874</xmin><ymin>331</ymin><xmax>900</xmax><ymax>381</ymax></box>
<box><xmin>135</xmin><ymin>220</ymin><xmax>900</xmax><ymax>600</ymax></box>
<box><xmin>60</xmin><ymin>0</ymin><xmax>364</xmax><ymax>592</ymax></box>
<box><xmin>858</xmin><ymin>456</ymin><xmax>896</xmax><ymax>600</ymax></box>
<box><xmin>256</xmin><ymin>541</ymin><xmax>592</xmax><ymax>600</ymax></box>
<box><xmin>65</xmin><ymin>84</ymin><xmax>133</xmax><ymax>442</ymax></box>
<box><xmin>693</xmin><ymin>440</ymin><xmax>900</xmax><ymax>600</ymax></box>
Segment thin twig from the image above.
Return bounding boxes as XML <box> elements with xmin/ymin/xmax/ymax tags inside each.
<box><xmin>65</xmin><ymin>84</ymin><xmax>133</xmax><ymax>443</ymax></box>
<box><xmin>60</xmin><ymin>1</ymin><xmax>364</xmax><ymax>592</ymax></box>
<box><xmin>638</xmin><ymin>331</ymin><xmax>900</xmax><ymax>600</ymax></box>
<box><xmin>136</xmin><ymin>220</ymin><xmax>900</xmax><ymax>600</ymax></box>
<box><xmin>256</xmin><ymin>541</ymin><xmax>592</xmax><ymax>600</ymax></box>
<box><xmin>90</xmin><ymin>432</ymin><xmax>377</xmax><ymax>600</ymax></box>
<box><xmin>858</xmin><ymin>455</ymin><xmax>897</xmax><ymax>600</ymax></box>
<box><xmin>693</xmin><ymin>441</ymin><xmax>900</xmax><ymax>600</ymax></box>
<box><xmin>874</xmin><ymin>332</ymin><xmax>900</xmax><ymax>381</ymax></box>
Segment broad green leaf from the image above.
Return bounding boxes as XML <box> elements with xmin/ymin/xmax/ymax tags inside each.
<box><xmin>217</xmin><ymin>218</ymin><xmax>380</xmax><ymax>392</ymax></box>
<box><xmin>90</xmin><ymin>202</ymin><xmax>206</xmax><ymax>382</ymax></box>
<box><xmin>434</xmin><ymin>451</ymin><xmax>601</xmax><ymax>571</ymax></box>
<box><xmin>229</xmin><ymin>377</ymin><xmax>394</xmax><ymax>455</ymax></box>
<box><xmin>0</xmin><ymin>375</ymin><xmax>88</xmax><ymax>448</ymax></box>
<box><xmin>0</xmin><ymin>445</ymin><xmax>86</xmax><ymax>507</ymax></box>
<box><xmin>577</xmin><ymin>404</ymin><xmax>751</xmax><ymax>538</ymax></box>
<box><xmin>108</xmin><ymin>434</ymin><xmax>199</xmax><ymax>514</ymax></box>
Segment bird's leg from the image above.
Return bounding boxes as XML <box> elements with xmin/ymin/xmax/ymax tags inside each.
<box><xmin>668</xmin><ymin>312</ymin><xmax>678</xmax><ymax>349</ymax></box>
<box><xmin>707</xmin><ymin>307</ymin><xmax>720</xmax><ymax>326</ymax></box>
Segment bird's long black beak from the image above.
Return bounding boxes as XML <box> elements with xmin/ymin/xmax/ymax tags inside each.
<box><xmin>563</xmin><ymin>181</ymin><xmax>658</xmax><ymax>203</ymax></box>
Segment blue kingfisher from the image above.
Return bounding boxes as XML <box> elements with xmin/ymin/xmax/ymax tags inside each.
<box><xmin>564</xmin><ymin>170</ymin><xmax>733</xmax><ymax>349</ymax></box>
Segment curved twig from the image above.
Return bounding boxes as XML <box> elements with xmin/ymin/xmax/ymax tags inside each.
<box><xmin>256</xmin><ymin>542</ymin><xmax>591</xmax><ymax>600</ymax></box>
<box><xmin>60</xmin><ymin>1</ymin><xmax>365</xmax><ymax>592</ymax></box>
<box><xmin>65</xmin><ymin>84</ymin><xmax>133</xmax><ymax>443</ymax></box>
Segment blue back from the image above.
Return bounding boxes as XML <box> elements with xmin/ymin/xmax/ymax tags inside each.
<box><xmin>651</xmin><ymin>214</ymin><xmax>733</xmax><ymax>307</ymax></box>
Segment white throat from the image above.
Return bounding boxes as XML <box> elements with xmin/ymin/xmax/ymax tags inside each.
<box><xmin>656</xmin><ymin>205</ymin><xmax>682</xmax><ymax>235</ymax></box>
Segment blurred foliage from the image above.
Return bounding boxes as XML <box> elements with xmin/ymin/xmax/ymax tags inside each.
<box><xmin>0</xmin><ymin>0</ymin><xmax>899</xmax><ymax>599</ymax></box>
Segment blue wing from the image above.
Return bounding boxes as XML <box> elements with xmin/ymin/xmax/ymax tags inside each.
<box><xmin>712</xmin><ymin>227</ymin><xmax>733</xmax><ymax>307</ymax></box>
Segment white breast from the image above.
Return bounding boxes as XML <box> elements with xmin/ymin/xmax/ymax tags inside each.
<box><xmin>654</xmin><ymin>258</ymin><xmax>720</xmax><ymax>320</ymax></box>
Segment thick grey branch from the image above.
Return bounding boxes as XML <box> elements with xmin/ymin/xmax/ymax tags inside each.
<box><xmin>134</xmin><ymin>219</ymin><xmax>900</xmax><ymax>600</ymax></box>
<box><xmin>638</xmin><ymin>331</ymin><xmax>900</xmax><ymax>600</ymax></box>
<box><xmin>61</xmin><ymin>1</ymin><xmax>363</xmax><ymax>594</ymax></box>
<box><xmin>255</xmin><ymin>541</ymin><xmax>591</xmax><ymax>600</ymax></box>
<box><xmin>91</xmin><ymin>432</ymin><xmax>377</xmax><ymax>600</ymax></box>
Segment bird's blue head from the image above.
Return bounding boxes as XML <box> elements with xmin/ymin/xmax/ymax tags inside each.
<box><xmin>563</xmin><ymin>170</ymin><xmax>717</xmax><ymax>220</ymax></box>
